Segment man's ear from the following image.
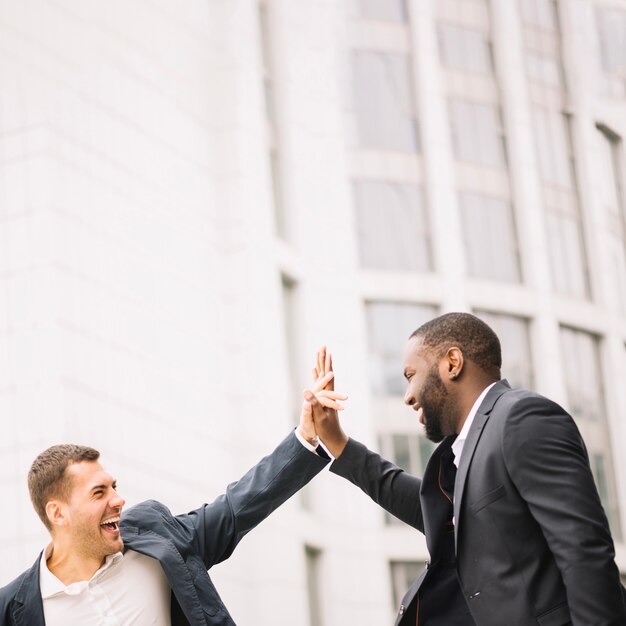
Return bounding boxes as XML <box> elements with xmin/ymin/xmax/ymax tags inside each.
<box><xmin>45</xmin><ymin>499</ymin><xmax>68</xmax><ymax>530</ymax></box>
<box><xmin>445</xmin><ymin>347</ymin><xmax>464</xmax><ymax>380</ymax></box>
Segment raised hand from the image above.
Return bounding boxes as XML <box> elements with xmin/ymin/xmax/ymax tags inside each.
<box><xmin>298</xmin><ymin>350</ymin><xmax>347</xmax><ymax>446</ymax></box>
<box><xmin>303</xmin><ymin>347</ymin><xmax>349</xmax><ymax>458</ymax></box>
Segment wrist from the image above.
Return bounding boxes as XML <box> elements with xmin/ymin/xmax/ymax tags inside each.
<box><xmin>297</xmin><ymin>426</ymin><xmax>319</xmax><ymax>447</ymax></box>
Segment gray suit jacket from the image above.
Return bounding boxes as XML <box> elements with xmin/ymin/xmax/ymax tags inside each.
<box><xmin>0</xmin><ymin>432</ymin><xmax>330</xmax><ymax>625</ymax></box>
<box><xmin>331</xmin><ymin>381</ymin><xmax>626</xmax><ymax>626</ymax></box>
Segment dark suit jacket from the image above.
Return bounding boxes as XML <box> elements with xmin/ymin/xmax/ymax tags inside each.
<box><xmin>331</xmin><ymin>381</ymin><xmax>626</xmax><ymax>626</ymax></box>
<box><xmin>0</xmin><ymin>432</ymin><xmax>330</xmax><ymax>626</ymax></box>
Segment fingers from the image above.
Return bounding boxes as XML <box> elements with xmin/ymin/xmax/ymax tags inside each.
<box><xmin>316</xmin><ymin>396</ymin><xmax>344</xmax><ymax>411</ymax></box>
<box><xmin>317</xmin><ymin>346</ymin><xmax>327</xmax><ymax>376</ymax></box>
<box><xmin>312</xmin><ymin>371</ymin><xmax>334</xmax><ymax>393</ymax></box>
<box><xmin>313</xmin><ymin>346</ymin><xmax>336</xmax><ymax>390</ymax></box>
<box><xmin>302</xmin><ymin>388</ymin><xmax>347</xmax><ymax>411</ymax></box>
<box><xmin>327</xmin><ymin>351</ymin><xmax>334</xmax><ymax>391</ymax></box>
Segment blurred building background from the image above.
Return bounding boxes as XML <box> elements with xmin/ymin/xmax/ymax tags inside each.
<box><xmin>1</xmin><ymin>0</ymin><xmax>626</xmax><ymax>623</ymax></box>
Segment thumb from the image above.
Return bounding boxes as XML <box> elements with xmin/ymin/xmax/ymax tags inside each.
<box><xmin>303</xmin><ymin>390</ymin><xmax>319</xmax><ymax>406</ymax></box>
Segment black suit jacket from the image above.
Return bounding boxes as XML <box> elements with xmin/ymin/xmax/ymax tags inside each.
<box><xmin>0</xmin><ymin>432</ymin><xmax>330</xmax><ymax>625</ymax></box>
<box><xmin>331</xmin><ymin>381</ymin><xmax>626</xmax><ymax>626</ymax></box>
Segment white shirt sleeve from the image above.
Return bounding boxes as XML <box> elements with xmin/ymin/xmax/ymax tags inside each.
<box><xmin>294</xmin><ymin>427</ymin><xmax>320</xmax><ymax>453</ymax></box>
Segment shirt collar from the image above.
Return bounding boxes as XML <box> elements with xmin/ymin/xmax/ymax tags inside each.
<box><xmin>39</xmin><ymin>543</ymin><xmax>124</xmax><ymax>599</ymax></box>
<box><xmin>451</xmin><ymin>382</ymin><xmax>496</xmax><ymax>463</ymax></box>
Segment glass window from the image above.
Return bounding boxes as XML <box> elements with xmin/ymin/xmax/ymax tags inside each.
<box><xmin>532</xmin><ymin>108</ymin><xmax>574</xmax><ymax>189</ymax></box>
<box><xmin>449</xmin><ymin>100</ymin><xmax>506</xmax><ymax>167</ymax></box>
<box><xmin>560</xmin><ymin>327</ymin><xmax>604</xmax><ymax>422</ymax></box>
<box><xmin>379</xmin><ymin>433</ymin><xmax>434</xmax><ymax>525</ymax></box>
<box><xmin>380</xmin><ymin>433</ymin><xmax>434</xmax><ymax>475</ymax></box>
<box><xmin>592</xmin><ymin>454</ymin><xmax>623</xmax><ymax>541</ymax></box>
<box><xmin>360</xmin><ymin>0</ymin><xmax>407</xmax><ymax>23</ymax></box>
<box><xmin>353</xmin><ymin>182</ymin><xmax>431</xmax><ymax>272</ymax></box>
<box><xmin>281</xmin><ymin>275</ymin><xmax>300</xmax><ymax>424</ymax></box>
<box><xmin>458</xmin><ymin>193</ymin><xmax>521</xmax><ymax>282</ymax></box>
<box><xmin>473</xmin><ymin>311</ymin><xmax>533</xmax><ymax>389</ymax></box>
<box><xmin>520</xmin><ymin>0</ymin><xmax>558</xmax><ymax>32</ymax></box>
<box><xmin>526</xmin><ymin>53</ymin><xmax>561</xmax><ymax>87</ymax></box>
<box><xmin>366</xmin><ymin>302</ymin><xmax>437</xmax><ymax>396</ymax></box>
<box><xmin>596</xmin><ymin>127</ymin><xmax>626</xmax><ymax>310</ymax></box>
<box><xmin>390</xmin><ymin>561</ymin><xmax>423</xmax><ymax>610</ymax></box>
<box><xmin>439</xmin><ymin>24</ymin><xmax>491</xmax><ymax>74</ymax></box>
<box><xmin>596</xmin><ymin>8</ymin><xmax>626</xmax><ymax>97</ymax></box>
<box><xmin>305</xmin><ymin>546</ymin><xmax>324</xmax><ymax>626</ymax></box>
<box><xmin>545</xmin><ymin>211</ymin><xmax>588</xmax><ymax>298</ymax></box>
<box><xmin>353</xmin><ymin>51</ymin><xmax>419</xmax><ymax>153</ymax></box>
<box><xmin>560</xmin><ymin>328</ymin><xmax>622</xmax><ymax>540</ymax></box>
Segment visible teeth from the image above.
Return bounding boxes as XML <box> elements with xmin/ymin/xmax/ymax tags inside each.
<box><xmin>100</xmin><ymin>516</ymin><xmax>120</xmax><ymax>526</ymax></box>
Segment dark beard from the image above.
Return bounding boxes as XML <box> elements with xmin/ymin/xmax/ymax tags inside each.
<box><xmin>420</xmin><ymin>366</ymin><xmax>449</xmax><ymax>443</ymax></box>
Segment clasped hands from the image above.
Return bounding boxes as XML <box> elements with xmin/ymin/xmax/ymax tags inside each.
<box><xmin>298</xmin><ymin>346</ymin><xmax>350</xmax><ymax>458</ymax></box>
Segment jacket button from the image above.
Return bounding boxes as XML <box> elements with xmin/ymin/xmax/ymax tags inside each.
<box><xmin>399</xmin><ymin>605</ymin><xmax>405</xmax><ymax>616</ymax></box>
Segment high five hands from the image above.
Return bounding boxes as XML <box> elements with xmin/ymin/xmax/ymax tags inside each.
<box><xmin>300</xmin><ymin>346</ymin><xmax>350</xmax><ymax>458</ymax></box>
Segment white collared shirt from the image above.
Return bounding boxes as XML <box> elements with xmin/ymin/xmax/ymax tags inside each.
<box><xmin>451</xmin><ymin>382</ymin><xmax>496</xmax><ymax>469</ymax></box>
<box><xmin>40</xmin><ymin>544</ymin><xmax>171</xmax><ymax>625</ymax></box>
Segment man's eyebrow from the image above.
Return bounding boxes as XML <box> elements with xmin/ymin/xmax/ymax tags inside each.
<box><xmin>90</xmin><ymin>480</ymin><xmax>117</xmax><ymax>492</ymax></box>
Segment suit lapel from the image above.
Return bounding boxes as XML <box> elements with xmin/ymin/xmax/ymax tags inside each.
<box><xmin>453</xmin><ymin>380</ymin><xmax>511</xmax><ymax>550</ymax></box>
<box><xmin>12</xmin><ymin>555</ymin><xmax>45</xmax><ymax>625</ymax></box>
<box><xmin>420</xmin><ymin>435</ymin><xmax>455</xmax><ymax>558</ymax></box>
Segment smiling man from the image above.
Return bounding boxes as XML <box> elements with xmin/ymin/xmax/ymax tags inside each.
<box><xmin>305</xmin><ymin>315</ymin><xmax>626</xmax><ymax>626</ymax></box>
<box><xmin>0</xmin><ymin>366</ymin><xmax>346</xmax><ymax>626</ymax></box>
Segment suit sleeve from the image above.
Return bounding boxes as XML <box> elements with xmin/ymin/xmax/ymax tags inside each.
<box><xmin>185</xmin><ymin>431</ymin><xmax>330</xmax><ymax>568</ymax></box>
<box><xmin>330</xmin><ymin>438</ymin><xmax>424</xmax><ymax>532</ymax></box>
<box><xmin>502</xmin><ymin>396</ymin><xmax>626</xmax><ymax>625</ymax></box>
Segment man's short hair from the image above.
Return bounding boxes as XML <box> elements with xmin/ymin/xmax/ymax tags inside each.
<box><xmin>410</xmin><ymin>312</ymin><xmax>502</xmax><ymax>377</ymax></box>
<box><xmin>28</xmin><ymin>444</ymin><xmax>100</xmax><ymax>530</ymax></box>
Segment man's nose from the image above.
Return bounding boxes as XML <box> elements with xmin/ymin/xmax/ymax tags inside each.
<box><xmin>404</xmin><ymin>388</ymin><xmax>415</xmax><ymax>406</ymax></box>
<box><xmin>110</xmin><ymin>492</ymin><xmax>125</xmax><ymax>509</ymax></box>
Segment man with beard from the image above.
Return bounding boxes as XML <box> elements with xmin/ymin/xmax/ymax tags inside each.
<box><xmin>0</xmin><ymin>364</ymin><xmax>346</xmax><ymax>625</ymax></box>
<box><xmin>304</xmin><ymin>314</ymin><xmax>626</xmax><ymax>626</ymax></box>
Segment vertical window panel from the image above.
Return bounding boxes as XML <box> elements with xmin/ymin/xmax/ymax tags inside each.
<box><xmin>560</xmin><ymin>327</ymin><xmax>604</xmax><ymax>422</ymax></box>
<box><xmin>305</xmin><ymin>546</ymin><xmax>324</xmax><ymax>626</ymax></box>
<box><xmin>449</xmin><ymin>100</ymin><xmax>506</xmax><ymax>166</ymax></box>
<box><xmin>526</xmin><ymin>53</ymin><xmax>561</xmax><ymax>87</ymax></box>
<box><xmin>474</xmin><ymin>311</ymin><xmax>533</xmax><ymax>389</ymax></box>
<box><xmin>596</xmin><ymin>127</ymin><xmax>626</xmax><ymax>310</ymax></box>
<box><xmin>546</xmin><ymin>212</ymin><xmax>588</xmax><ymax>298</ymax></box>
<box><xmin>360</xmin><ymin>0</ymin><xmax>407</xmax><ymax>23</ymax></box>
<box><xmin>353</xmin><ymin>182</ymin><xmax>431</xmax><ymax>272</ymax></box>
<box><xmin>379</xmin><ymin>433</ymin><xmax>434</xmax><ymax>525</ymax></box>
<box><xmin>281</xmin><ymin>275</ymin><xmax>299</xmax><ymax>424</ymax></box>
<box><xmin>596</xmin><ymin>9</ymin><xmax>626</xmax><ymax>97</ymax></box>
<box><xmin>390</xmin><ymin>561</ymin><xmax>423</xmax><ymax>610</ymax></box>
<box><xmin>459</xmin><ymin>193</ymin><xmax>521</xmax><ymax>282</ymax></box>
<box><xmin>560</xmin><ymin>328</ymin><xmax>622</xmax><ymax>539</ymax></box>
<box><xmin>366</xmin><ymin>302</ymin><xmax>437</xmax><ymax>396</ymax></box>
<box><xmin>353</xmin><ymin>51</ymin><xmax>420</xmax><ymax>153</ymax></box>
<box><xmin>438</xmin><ymin>24</ymin><xmax>492</xmax><ymax>73</ymax></box>
<box><xmin>532</xmin><ymin>109</ymin><xmax>574</xmax><ymax>188</ymax></box>
<box><xmin>520</xmin><ymin>0</ymin><xmax>558</xmax><ymax>32</ymax></box>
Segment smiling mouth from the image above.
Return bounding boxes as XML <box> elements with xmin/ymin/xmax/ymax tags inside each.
<box><xmin>100</xmin><ymin>516</ymin><xmax>120</xmax><ymax>534</ymax></box>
